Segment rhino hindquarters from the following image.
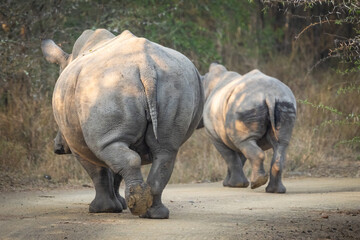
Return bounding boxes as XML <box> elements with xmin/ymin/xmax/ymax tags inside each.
<box><xmin>225</xmin><ymin>103</ymin><xmax>270</xmax><ymax>189</ymax></box>
<box><xmin>234</xmin><ymin>140</ymin><xmax>268</xmax><ymax>189</ymax></box>
<box><xmin>90</xmin><ymin>141</ymin><xmax>152</xmax><ymax>216</ymax></box>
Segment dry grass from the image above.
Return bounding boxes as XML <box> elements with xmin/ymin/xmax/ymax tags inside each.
<box><xmin>0</xmin><ymin>81</ymin><xmax>89</xmax><ymax>190</ymax></box>
<box><xmin>170</xmin><ymin>129</ymin><xmax>226</xmax><ymax>184</ymax></box>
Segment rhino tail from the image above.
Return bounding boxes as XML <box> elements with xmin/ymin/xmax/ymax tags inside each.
<box><xmin>266</xmin><ymin>97</ymin><xmax>297</xmax><ymax>143</ymax></box>
<box><xmin>139</xmin><ymin>64</ymin><xmax>158</xmax><ymax>140</ymax></box>
<box><xmin>265</xmin><ymin>97</ymin><xmax>278</xmax><ymax>141</ymax></box>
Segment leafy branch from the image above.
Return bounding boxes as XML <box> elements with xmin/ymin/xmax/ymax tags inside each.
<box><xmin>298</xmin><ymin>99</ymin><xmax>344</xmax><ymax>115</ymax></box>
<box><xmin>298</xmin><ymin>98</ymin><xmax>360</xmax><ymax>146</ymax></box>
<box><xmin>335</xmin><ymin>136</ymin><xmax>360</xmax><ymax>147</ymax></box>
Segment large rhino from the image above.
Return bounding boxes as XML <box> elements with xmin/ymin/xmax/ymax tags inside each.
<box><xmin>41</xmin><ymin>29</ymin><xmax>204</xmax><ymax>218</ymax></box>
<box><xmin>202</xmin><ymin>63</ymin><xmax>296</xmax><ymax>193</ymax></box>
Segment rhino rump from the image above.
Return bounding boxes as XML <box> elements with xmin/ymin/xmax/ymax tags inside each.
<box><xmin>231</xmin><ymin>99</ymin><xmax>296</xmax><ymax>143</ymax></box>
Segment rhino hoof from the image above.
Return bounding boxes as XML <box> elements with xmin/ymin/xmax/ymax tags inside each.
<box><xmin>229</xmin><ymin>181</ymin><xmax>250</xmax><ymax>188</ymax></box>
<box><xmin>224</xmin><ymin>176</ymin><xmax>249</xmax><ymax>188</ymax></box>
<box><xmin>140</xmin><ymin>204</ymin><xmax>169</xmax><ymax>219</ymax></box>
<box><xmin>250</xmin><ymin>174</ymin><xmax>268</xmax><ymax>189</ymax></box>
<box><xmin>89</xmin><ymin>197</ymin><xmax>123</xmax><ymax>213</ymax></box>
<box><xmin>126</xmin><ymin>183</ymin><xmax>153</xmax><ymax>216</ymax></box>
<box><xmin>266</xmin><ymin>183</ymin><xmax>286</xmax><ymax>193</ymax></box>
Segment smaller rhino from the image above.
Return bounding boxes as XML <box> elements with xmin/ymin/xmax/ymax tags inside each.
<box><xmin>202</xmin><ymin>63</ymin><xmax>296</xmax><ymax>193</ymax></box>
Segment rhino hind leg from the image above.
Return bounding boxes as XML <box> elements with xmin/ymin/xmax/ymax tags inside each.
<box><xmin>77</xmin><ymin>158</ymin><xmax>124</xmax><ymax>213</ymax></box>
<box><xmin>92</xmin><ymin>143</ymin><xmax>152</xmax><ymax>216</ymax></box>
<box><xmin>236</xmin><ymin>140</ymin><xmax>268</xmax><ymax>189</ymax></box>
<box><xmin>265</xmin><ymin>144</ymin><xmax>288</xmax><ymax>193</ymax></box>
<box><xmin>266</xmin><ymin>101</ymin><xmax>296</xmax><ymax>193</ymax></box>
<box><xmin>140</xmin><ymin>150</ymin><xmax>178</xmax><ymax>219</ymax></box>
<box><xmin>212</xmin><ymin>140</ymin><xmax>249</xmax><ymax>188</ymax></box>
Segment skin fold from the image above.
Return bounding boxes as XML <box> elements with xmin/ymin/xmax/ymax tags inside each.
<box><xmin>42</xmin><ymin>29</ymin><xmax>204</xmax><ymax>218</ymax></box>
<box><xmin>201</xmin><ymin>63</ymin><xmax>296</xmax><ymax>193</ymax></box>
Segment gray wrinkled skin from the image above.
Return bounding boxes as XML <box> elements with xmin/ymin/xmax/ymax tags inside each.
<box><xmin>41</xmin><ymin>29</ymin><xmax>204</xmax><ymax>218</ymax></box>
<box><xmin>202</xmin><ymin>63</ymin><xmax>296</xmax><ymax>193</ymax></box>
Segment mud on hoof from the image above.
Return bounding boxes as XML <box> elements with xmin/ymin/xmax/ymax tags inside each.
<box><xmin>89</xmin><ymin>197</ymin><xmax>123</xmax><ymax>213</ymax></box>
<box><xmin>140</xmin><ymin>204</ymin><xmax>169</xmax><ymax>219</ymax></box>
<box><xmin>250</xmin><ymin>174</ymin><xmax>268</xmax><ymax>189</ymax></box>
<box><xmin>265</xmin><ymin>182</ymin><xmax>286</xmax><ymax>193</ymax></box>
<box><xmin>126</xmin><ymin>183</ymin><xmax>153</xmax><ymax>216</ymax></box>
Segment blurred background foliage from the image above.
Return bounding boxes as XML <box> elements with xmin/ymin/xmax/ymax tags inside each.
<box><xmin>0</xmin><ymin>0</ymin><xmax>359</xmax><ymax>190</ymax></box>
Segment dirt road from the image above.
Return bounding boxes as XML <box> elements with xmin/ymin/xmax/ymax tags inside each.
<box><xmin>1</xmin><ymin>178</ymin><xmax>359</xmax><ymax>240</ymax></box>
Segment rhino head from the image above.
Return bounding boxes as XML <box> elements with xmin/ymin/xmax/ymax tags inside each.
<box><xmin>54</xmin><ymin>130</ymin><xmax>71</xmax><ymax>155</ymax></box>
<box><xmin>202</xmin><ymin>63</ymin><xmax>228</xmax><ymax>100</ymax></box>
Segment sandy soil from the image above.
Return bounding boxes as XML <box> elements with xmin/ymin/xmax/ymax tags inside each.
<box><xmin>0</xmin><ymin>177</ymin><xmax>359</xmax><ymax>240</ymax></box>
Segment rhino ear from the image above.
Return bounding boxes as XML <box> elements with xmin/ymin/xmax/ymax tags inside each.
<box><xmin>41</xmin><ymin>39</ymin><xmax>69</xmax><ymax>69</ymax></box>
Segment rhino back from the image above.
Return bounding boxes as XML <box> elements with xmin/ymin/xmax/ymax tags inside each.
<box><xmin>53</xmin><ymin>30</ymin><xmax>203</xmax><ymax>156</ymax></box>
<box><xmin>222</xmin><ymin>70</ymin><xmax>295</xmax><ymax>116</ymax></box>
<box><xmin>240</xmin><ymin>70</ymin><xmax>296</xmax><ymax>105</ymax></box>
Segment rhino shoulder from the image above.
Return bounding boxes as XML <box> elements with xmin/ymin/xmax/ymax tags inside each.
<box><xmin>249</xmin><ymin>69</ymin><xmax>262</xmax><ymax>73</ymax></box>
<box><xmin>71</xmin><ymin>30</ymin><xmax>95</xmax><ymax>59</ymax></box>
<box><xmin>118</xmin><ymin>30</ymin><xmax>136</xmax><ymax>41</ymax></box>
<box><xmin>113</xmin><ymin>30</ymin><xmax>147</xmax><ymax>49</ymax></box>
<box><xmin>246</xmin><ymin>69</ymin><xmax>266</xmax><ymax>78</ymax></box>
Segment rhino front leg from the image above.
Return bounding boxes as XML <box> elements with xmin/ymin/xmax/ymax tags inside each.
<box><xmin>265</xmin><ymin>144</ymin><xmax>288</xmax><ymax>193</ymax></box>
<box><xmin>76</xmin><ymin>157</ymin><xmax>124</xmax><ymax>213</ymax></box>
<box><xmin>212</xmin><ymin>140</ymin><xmax>249</xmax><ymax>188</ymax></box>
<box><xmin>236</xmin><ymin>140</ymin><xmax>268</xmax><ymax>189</ymax></box>
<box><xmin>141</xmin><ymin>150</ymin><xmax>177</xmax><ymax>219</ymax></box>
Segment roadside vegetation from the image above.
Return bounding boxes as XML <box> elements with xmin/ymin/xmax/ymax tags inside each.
<box><xmin>0</xmin><ymin>0</ymin><xmax>358</xmax><ymax>190</ymax></box>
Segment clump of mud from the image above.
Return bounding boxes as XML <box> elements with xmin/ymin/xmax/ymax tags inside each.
<box><xmin>126</xmin><ymin>182</ymin><xmax>153</xmax><ymax>216</ymax></box>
